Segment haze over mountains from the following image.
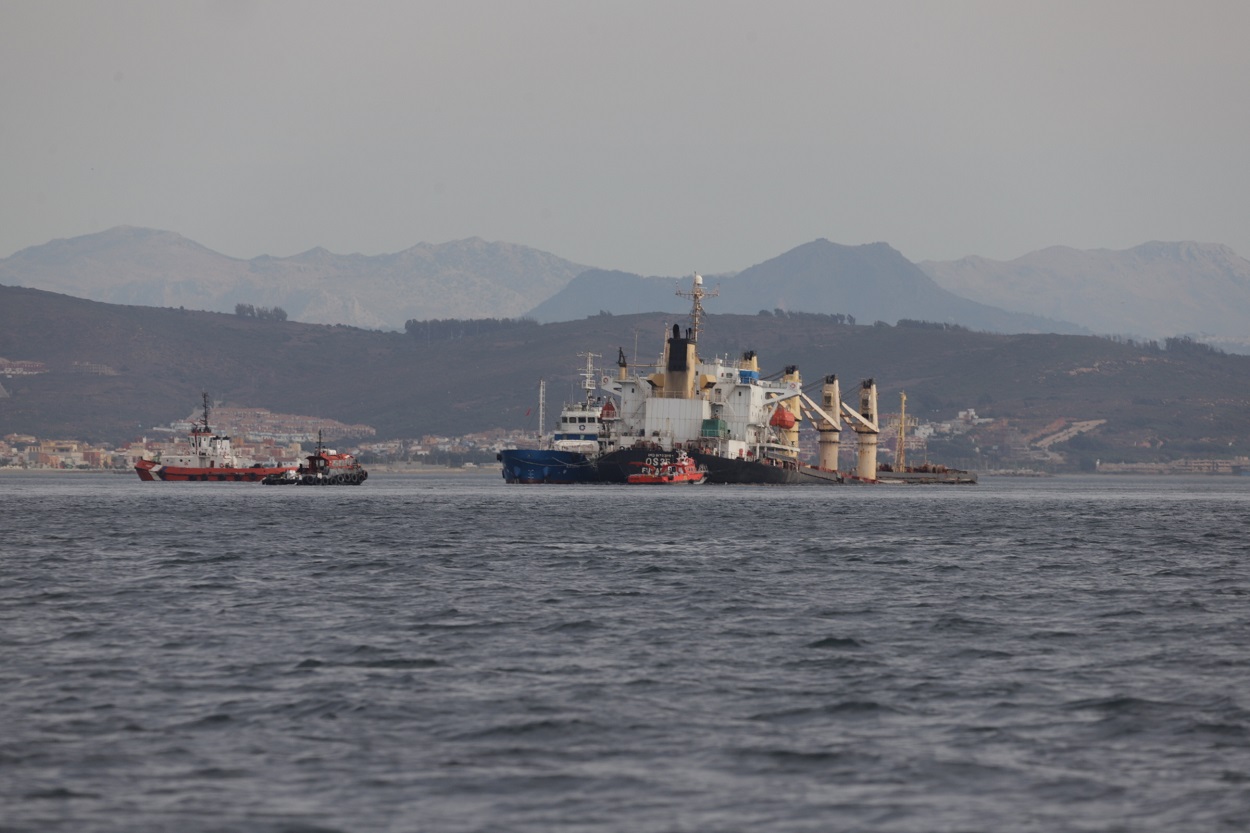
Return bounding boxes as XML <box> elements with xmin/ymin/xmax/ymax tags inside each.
<box><xmin>3</xmin><ymin>228</ymin><xmax>1249</xmax><ymax>352</ymax></box>
<box><xmin>0</xmin><ymin>227</ymin><xmax>586</xmax><ymax>329</ymax></box>
<box><xmin>527</xmin><ymin>240</ymin><xmax>1083</xmax><ymax>335</ymax></box>
<box><xmin>919</xmin><ymin>242</ymin><xmax>1250</xmax><ymax>352</ymax></box>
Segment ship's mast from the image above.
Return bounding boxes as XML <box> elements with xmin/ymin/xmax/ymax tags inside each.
<box><xmin>577</xmin><ymin>351</ymin><xmax>600</xmax><ymax>402</ymax></box>
<box><xmin>675</xmin><ymin>273</ymin><xmax>718</xmax><ymax>344</ymax></box>
<box><xmin>199</xmin><ymin>391</ymin><xmax>212</xmax><ymax>433</ymax></box>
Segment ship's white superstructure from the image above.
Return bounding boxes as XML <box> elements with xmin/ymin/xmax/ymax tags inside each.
<box><xmin>550</xmin><ymin>353</ymin><xmax>605</xmax><ymax>457</ymax></box>
<box><xmin>159</xmin><ymin>423</ymin><xmax>243</xmax><ymax>468</ymax></box>
<box><xmin>596</xmin><ymin>274</ymin><xmax>811</xmax><ymax>479</ymax></box>
<box><xmin>600</xmin><ymin>347</ymin><xmax>805</xmax><ymax>465</ymax></box>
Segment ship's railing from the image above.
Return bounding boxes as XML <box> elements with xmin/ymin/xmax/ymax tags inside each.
<box><xmin>647</xmin><ymin>390</ymin><xmax>706</xmax><ymax>400</ymax></box>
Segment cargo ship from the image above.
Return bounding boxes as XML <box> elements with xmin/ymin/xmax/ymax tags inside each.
<box><xmin>498</xmin><ymin>274</ymin><xmax>883</xmax><ymax>485</ymax></box>
<box><xmin>593</xmin><ymin>274</ymin><xmax>873</xmax><ymax>485</ymax></box>
<box><xmin>134</xmin><ymin>393</ymin><xmax>296</xmax><ymax>482</ymax></box>
<box><xmin>499</xmin><ymin>273</ymin><xmax>973</xmax><ymax>486</ymax></box>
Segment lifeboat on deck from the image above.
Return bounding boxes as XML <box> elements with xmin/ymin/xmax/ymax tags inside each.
<box><xmin>769</xmin><ymin>406</ymin><xmax>797</xmax><ymax>429</ymax></box>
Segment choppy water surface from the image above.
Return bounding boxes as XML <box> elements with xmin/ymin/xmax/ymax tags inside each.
<box><xmin>2</xmin><ymin>473</ymin><xmax>1249</xmax><ymax>832</ymax></box>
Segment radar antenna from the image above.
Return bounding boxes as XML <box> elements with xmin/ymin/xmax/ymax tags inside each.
<box><xmin>675</xmin><ymin>272</ymin><xmax>718</xmax><ymax>343</ymax></box>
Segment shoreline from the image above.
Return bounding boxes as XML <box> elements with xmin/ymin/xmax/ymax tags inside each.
<box><xmin>0</xmin><ymin>465</ymin><xmax>501</xmax><ymax>477</ymax></box>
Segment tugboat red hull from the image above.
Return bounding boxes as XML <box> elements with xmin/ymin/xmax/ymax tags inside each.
<box><xmin>626</xmin><ymin>469</ymin><xmax>707</xmax><ymax>484</ymax></box>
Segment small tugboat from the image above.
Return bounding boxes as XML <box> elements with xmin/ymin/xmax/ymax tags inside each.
<box><xmin>134</xmin><ymin>393</ymin><xmax>296</xmax><ymax>482</ymax></box>
<box><xmin>626</xmin><ymin>450</ymin><xmax>707</xmax><ymax>485</ymax></box>
<box><xmin>262</xmin><ymin>433</ymin><xmax>368</xmax><ymax>485</ymax></box>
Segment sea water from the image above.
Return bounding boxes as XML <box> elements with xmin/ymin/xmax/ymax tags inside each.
<box><xmin>2</xmin><ymin>473</ymin><xmax>1248</xmax><ymax>832</ymax></box>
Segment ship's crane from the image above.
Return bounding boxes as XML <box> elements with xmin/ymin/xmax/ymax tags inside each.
<box><xmin>797</xmin><ymin>379</ymin><xmax>880</xmax><ymax>479</ymax></box>
<box><xmin>811</xmin><ymin>375</ymin><xmax>842</xmax><ymax>472</ymax></box>
<box><xmin>787</xmin><ymin>376</ymin><xmax>881</xmax><ymax>479</ymax></box>
<box><xmin>880</xmin><ymin>391</ymin><xmax>919</xmax><ymax>469</ymax></box>
<box><xmin>852</xmin><ymin>379</ymin><xmax>880</xmax><ymax>480</ymax></box>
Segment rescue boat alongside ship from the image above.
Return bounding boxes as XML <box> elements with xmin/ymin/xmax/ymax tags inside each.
<box><xmin>134</xmin><ymin>394</ymin><xmax>296</xmax><ymax>482</ymax></box>
<box><xmin>499</xmin><ymin>272</ymin><xmax>973</xmax><ymax>485</ymax></box>
<box><xmin>626</xmin><ymin>450</ymin><xmax>707</xmax><ymax>485</ymax></box>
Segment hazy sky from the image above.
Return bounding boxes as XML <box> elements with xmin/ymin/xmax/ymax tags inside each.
<box><xmin>3</xmin><ymin>0</ymin><xmax>1248</xmax><ymax>275</ymax></box>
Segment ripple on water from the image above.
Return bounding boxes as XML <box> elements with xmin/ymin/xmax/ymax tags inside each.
<box><xmin>2</xmin><ymin>474</ymin><xmax>1250</xmax><ymax>831</ymax></box>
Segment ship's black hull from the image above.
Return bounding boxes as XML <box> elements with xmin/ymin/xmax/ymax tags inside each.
<box><xmin>596</xmin><ymin>448</ymin><xmax>805</xmax><ymax>485</ymax></box>
<box><xmin>500</xmin><ymin>447</ymin><xmax>843</xmax><ymax>486</ymax></box>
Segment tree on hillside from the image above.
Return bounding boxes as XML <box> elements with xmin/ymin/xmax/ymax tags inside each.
<box><xmin>235</xmin><ymin>304</ymin><xmax>287</xmax><ymax>321</ymax></box>
<box><xmin>403</xmin><ymin>317</ymin><xmax>538</xmax><ymax>341</ymax></box>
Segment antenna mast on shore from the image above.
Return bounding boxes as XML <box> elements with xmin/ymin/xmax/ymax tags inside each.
<box><xmin>897</xmin><ymin>391</ymin><xmax>907</xmax><ymax>470</ymax></box>
<box><xmin>538</xmin><ymin>379</ymin><xmax>546</xmax><ymax>443</ymax></box>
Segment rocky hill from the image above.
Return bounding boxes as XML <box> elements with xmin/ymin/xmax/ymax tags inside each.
<box><xmin>0</xmin><ymin>227</ymin><xmax>588</xmax><ymax>330</ymax></box>
<box><xmin>528</xmin><ymin>240</ymin><xmax>1086</xmax><ymax>335</ymax></box>
<box><xmin>919</xmin><ymin>241</ymin><xmax>1250</xmax><ymax>351</ymax></box>
<box><xmin>3</xmin><ymin>283</ymin><xmax>1249</xmax><ymax>469</ymax></box>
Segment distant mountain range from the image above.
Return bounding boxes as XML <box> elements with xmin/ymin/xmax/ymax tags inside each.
<box><xmin>0</xmin><ymin>227</ymin><xmax>587</xmax><ymax>330</ymax></box>
<box><xmin>527</xmin><ymin>240</ymin><xmax>1084</xmax><ymax>335</ymax></box>
<box><xmin>3</xmin><ymin>228</ymin><xmax>1249</xmax><ymax>351</ymax></box>
<box><xmin>919</xmin><ymin>241</ymin><xmax>1250</xmax><ymax>351</ymax></box>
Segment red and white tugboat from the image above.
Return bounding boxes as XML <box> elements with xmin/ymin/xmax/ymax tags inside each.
<box><xmin>134</xmin><ymin>393</ymin><xmax>296</xmax><ymax>482</ymax></box>
<box><xmin>262</xmin><ymin>433</ymin><xmax>368</xmax><ymax>485</ymax></box>
<box><xmin>626</xmin><ymin>450</ymin><xmax>707</xmax><ymax>485</ymax></box>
